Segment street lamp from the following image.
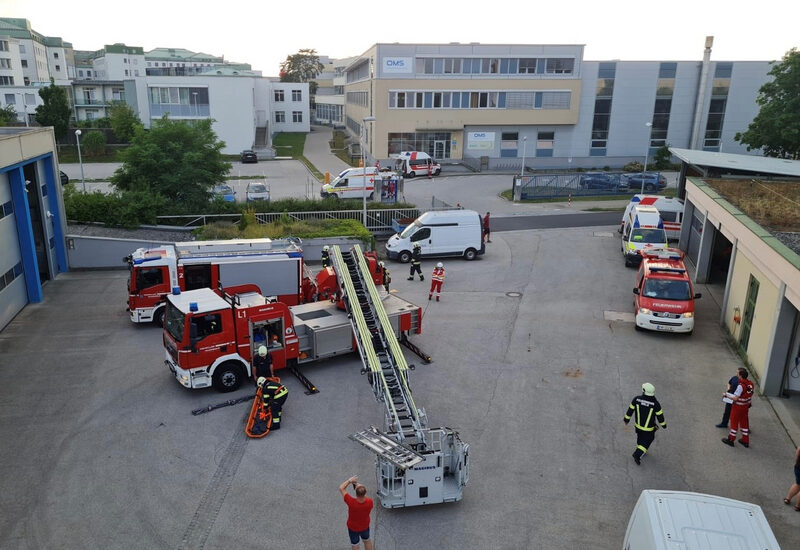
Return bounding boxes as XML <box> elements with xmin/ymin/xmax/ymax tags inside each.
<box><xmin>520</xmin><ymin>136</ymin><xmax>528</xmax><ymax>178</ymax></box>
<box><xmin>75</xmin><ymin>129</ymin><xmax>86</xmax><ymax>193</ymax></box>
<box><xmin>192</xmin><ymin>92</ymin><xmax>198</xmax><ymax>117</ymax></box>
<box><xmin>361</xmin><ymin>116</ymin><xmax>375</xmax><ymax>227</ymax></box>
<box><xmin>640</xmin><ymin>122</ymin><xmax>653</xmax><ymax>194</ymax></box>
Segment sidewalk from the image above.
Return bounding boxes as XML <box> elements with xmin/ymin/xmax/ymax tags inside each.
<box><xmin>303</xmin><ymin>125</ymin><xmax>350</xmax><ymax>180</ymax></box>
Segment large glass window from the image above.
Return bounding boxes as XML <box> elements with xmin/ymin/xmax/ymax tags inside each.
<box><xmin>518</xmin><ymin>58</ymin><xmax>537</xmax><ymax>74</ymax></box>
<box><xmin>292</xmin><ymin>89</ymin><xmax>302</xmax><ymax>101</ymax></box>
<box><xmin>387</xmin><ymin>132</ymin><xmax>452</xmax><ymax>158</ymax></box>
<box><xmin>274</xmin><ymin>90</ymin><xmax>284</xmax><ymax>102</ymax></box>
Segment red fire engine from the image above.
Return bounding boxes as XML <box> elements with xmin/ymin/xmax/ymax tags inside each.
<box><xmin>125</xmin><ymin>238</ymin><xmax>315</xmax><ymax>326</ymax></box>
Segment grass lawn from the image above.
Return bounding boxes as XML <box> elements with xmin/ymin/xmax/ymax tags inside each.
<box><xmin>273</xmin><ymin>133</ymin><xmax>324</xmax><ymax>181</ymax></box>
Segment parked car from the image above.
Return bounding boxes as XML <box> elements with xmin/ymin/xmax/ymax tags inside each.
<box><xmin>246</xmin><ymin>182</ymin><xmax>270</xmax><ymax>202</ymax></box>
<box><xmin>211</xmin><ymin>184</ymin><xmax>236</xmax><ymax>202</ymax></box>
<box><xmin>626</xmin><ymin>172</ymin><xmax>667</xmax><ymax>193</ymax></box>
<box><xmin>241</xmin><ymin>150</ymin><xmax>258</xmax><ymax>163</ymax></box>
<box><xmin>579</xmin><ymin>172</ymin><xmax>626</xmax><ymax>191</ymax></box>
<box><xmin>59</xmin><ymin>171</ymin><xmax>68</xmax><ymax>185</ymax></box>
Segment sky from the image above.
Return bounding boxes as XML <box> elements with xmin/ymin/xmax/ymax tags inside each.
<box><xmin>5</xmin><ymin>0</ymin><xmax>798</xmax><ymax>75</ymax></box>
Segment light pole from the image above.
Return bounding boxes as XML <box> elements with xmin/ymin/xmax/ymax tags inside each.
<box><xmin>640</xmin><ymin>122</ymin><xmax>653</xmax><ymax>194</ymax></box>
<box><xmin>361</xmin><ymin>116</ymin><xmax>375</xmax><ymax>227</ymax></box>
<box><xmin>192</xmin><ymin>92</ymin><xmax>198</xmax><ymax>117</ymax></box>
<box><xmin>75</xmin><ymin>129</ymin><xmax>86</xmax><ymax>193</ymax></box>
<box><xmin>520</xmin><ymin>136</ymin><xmax>527</xmax><ymax>178</ymax></box>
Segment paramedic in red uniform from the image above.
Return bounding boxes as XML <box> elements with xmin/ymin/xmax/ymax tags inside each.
<box><xmin>722</xmin><ymin>368</ymin><xmax>754</xmax><ymax>448</ymax></box>
<box><xmin>429</xmin><ymin>262</ymin><xmax>445</xmax><ymax>301</ymax></box>
<box><xmin>339</xmin><ymin>475</ymin><xmax>373</xmax><ymax>550</ymax></box>
<box><xmin>427</xmin><ymin>161</ymin><xmax>433</xmax><ymax>179</ymax></box>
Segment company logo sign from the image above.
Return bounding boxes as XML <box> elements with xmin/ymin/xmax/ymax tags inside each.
<box><xmin>467</xmin><ymin>131</ymin><xmax>495</xmax><ymax>150</ymax></box>
<box><xmin>382</xmin><ymin>57</ymin><xmax>413</xmax><ymax>74</ymax></box>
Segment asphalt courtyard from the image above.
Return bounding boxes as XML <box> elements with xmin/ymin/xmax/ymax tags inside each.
<box><xmin>2</xmin><ymin>223</ymin><xmax>800</xmax><ymax>548</ymax></box>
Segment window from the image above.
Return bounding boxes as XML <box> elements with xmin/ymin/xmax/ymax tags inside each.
<box><xmin>274</xmin><ymin>90</ymin><xmax>284</xmax><ymax>102</ymax></box>
<box><xmin>0</xmin><ymin>58</ymin><xmax>11</xmax><ymax>69</ymax></box>
<box><xmin>714</xmin><ymin>62</ymin><xmax>733</xmax><ymax>79</ymax></box>
<box><xmin>536</xmin><ymin>131</ymin><xmax>554</xmax><ymax>157</ymax></box>
<box><xmin>292</xmin><ymin>89</ymin><xmax>302</xmax><ymax>101</ymax></box>
<box><xmin>739</xmin><ymin>275</ymin><xmax>759</xmax><ymax>351</ymax></box>
<box><xmin>518</xmin><ymin>58</ymin><xmax>537</xmax><ymax>74</ymax></box>
<box><xmin>500</xmin><ymin>132</ymin><xmax>518</xmax><ymax>158</ymax></box>
<box><xmin>190</xmin><ymin>313</ymin><xmax>223</xmax><ymax>340</ymax></box>
<box><xmin>545</xmin><ymin>58</ymin><xmax>574</xmax><ymax>74</ymax></box>
<box><xmin>55</xmin><ymin>64</ymin><xmax>60</xmax><ymax>72</ymax></box>
<box><xmin>4</xmin><ymin>94</ymin><xmax>13</xmax><ymax>104</ymax></box>
<box><xmin>598</xmin><ymin>62</ymin><xmax>616</xmax><ymax>79</ymax></box>
<box><xmin>0</xmin><ymin>41</ymin><xmax>7</xmax><ymax>52</ymax></box>
<box><xmin>539</xmin><ymin>91</ymin><xmax>570</xmax><ymax>109</ymax></box>
<box><xmin>659</xmin><ymin>62</ymin><xmax>677</xmax><ymax>79</ymax></box>
<box><xmin>87</xmin><ymin>70</ymin><xmax>92</xmax><ymax>76</ymax></box>
<box><xmin>54</xmin><ymin>52</ymin><xmax>59</xmax><ymax>59</ymax></box>
<box><xmin>0</xmin><ymin>76</ymin><xmax>14</xmax><ymax>85</ymax></box>
<box><xmin>136</xmin><ymin>267</ymin><xmax>164</xmax><ymax>290</ymax></box>
<box><xmin>292</xmin><ymin>111</ymin><xmax>303</xmax><ymax>123</ymax></box>
<box><xmin>275</xmin><ymin>111</ymin><xmax>285</xmax><ymax>123</ymax></box>
<box><xmin>78</xmin><ymin>69</ymin><xmax>83</xmax><ymax>77</ymax></box>
<box><xmin>21</xmin><ymin>59</ymin><xmax>28</xmax><ymax>68</ymax></box>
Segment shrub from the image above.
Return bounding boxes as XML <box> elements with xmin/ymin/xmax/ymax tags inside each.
<box><xmin>623</xmin><ymin>161</ymin><xmax>644</xmax><ymax>172</ymax></box>
<box><xmin>82</xmin><ymin>130</ymin><xmax>107</xmax><ymax>157</ymax></box>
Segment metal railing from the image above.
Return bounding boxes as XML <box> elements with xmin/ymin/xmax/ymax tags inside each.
<box><xmin>513</xmin><ymin>172</ymin><xmax>665</xmax><ymax>199</ymax></box>
<box><xmin>156</xmin><ymin>208</ymin><xmax>421</xmax><ymax>235</ymax></box>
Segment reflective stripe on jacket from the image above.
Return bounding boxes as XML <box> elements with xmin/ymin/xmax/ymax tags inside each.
<box><xmin>624</xmin><ymin>394</ymin><xmax>666</xmax><ymax>431</ymax></box>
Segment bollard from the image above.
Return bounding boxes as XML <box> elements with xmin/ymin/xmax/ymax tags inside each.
<box><xmin>568</xmin><ymin>193</ymin><xmax>572</xmax><ymax>206</ymax></box>
<box><xmin>325</xmin><ymin>171</ymin><xmax>330</xmax><ymax>184</ymax></box>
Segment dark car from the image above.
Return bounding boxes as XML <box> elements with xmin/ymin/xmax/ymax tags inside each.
<box><xmin>241</xmin><ymin>150</ymin><xmax>258</xmax><ymax>163</ymax></box>
<box><xmin>626</xmin><ymin>172</ymin><xmax>667</xmax><ymax>192</ymax></box>
<box><xmin>579</xmin><ymin>172</ymin><xmax>626</xmax><ymax>191</ymax></box>
<box><xmin>59</xmin><ymin>171</ymin><xmax>69</xmax><ymax>185</ymax></box>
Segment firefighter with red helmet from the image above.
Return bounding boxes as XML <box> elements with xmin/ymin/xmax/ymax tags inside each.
<box><xmin>429</xmin><ymin>262</ymin><xmax>445</xmax><ymax>301</ymax></box>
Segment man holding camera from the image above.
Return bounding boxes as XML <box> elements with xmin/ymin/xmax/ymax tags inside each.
<box><xmin>339</xmin><ymin>475</ymin><xmax>373</xmax><ymax>550</ymax></box>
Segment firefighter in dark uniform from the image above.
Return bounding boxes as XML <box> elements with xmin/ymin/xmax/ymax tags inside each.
<box><xmin>252</xmin><ymin>345</ymin><xmax>273</xmax><ymax>383</ymax></box>
<box><xmin>623</xmin><ymin>382</ymin><xmax>666</xmax><ymax>465</ymax></box>
<box><xmin>407</xmin><ymin>243</ymin><xmax>424</xmax><ymax>281</ymax></box>
<box><xmin>321</xmin><ymin>245</ymin><xmax>331</xmax><ymax>268</ymax></box>
<box><xmin>378</xmin><ymin>261</ymin><xmax>391</xmax><ymax>292</ymax></box>
<box><xmin>258</xmin><ymin>376</ymin><xmax>289</xmax><ymax>430</ymax></box>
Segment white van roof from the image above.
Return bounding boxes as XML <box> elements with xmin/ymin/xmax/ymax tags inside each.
<box><xmin>630</xmin><ymin>195</ymin><xmax>685</xmax><ymax>211</ymax></box>
<box><xmin>417</xmin><ymin>209</ymin><xmax>479</xmax><ymax>224</ymax></box>
<box><xmin>634</xmin><ymin>490</ymin><xmax>780</xmax><ymax>549</ymax></box>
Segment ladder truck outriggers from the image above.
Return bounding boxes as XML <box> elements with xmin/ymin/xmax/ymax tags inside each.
<box><xmin>330</xmin><ymin>245</ymin><xmax>469</xmax><ymax>508</ymax></box>
<box><xmin>161</xmin><ymin>250</ymin><xmax>421</xmax><ymax>392</ymax></box>
<box><xmin>126</xmin><ymin>238</ymin><xmax>315</xmax><ymax>326</ymax></box>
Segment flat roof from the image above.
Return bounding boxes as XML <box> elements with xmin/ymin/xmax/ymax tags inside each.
<box><xmin>671</xmin><ymin>148</ymin><xmax>800</xmax><ymax>177</ymax></box>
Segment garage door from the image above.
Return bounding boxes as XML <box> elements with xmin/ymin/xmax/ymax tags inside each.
<box><xmin>0</xmin><ymin>177</ymin><xmax>27</xmax><ymax>331</ymax></box>
<box><xmin>686</xmin><ymin>208</ymin><xmax>704</xmax><ymax>266</ymax></box>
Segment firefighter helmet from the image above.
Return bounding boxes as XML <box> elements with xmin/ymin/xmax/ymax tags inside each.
<box><xmin>257</xmin><ymin>376</ymin><xmax>267</xmax><ymax>388</ymax></box>
<box><xmin>642</xmin><ymin>382</ymin><xmax>655</xmax><ymax>396</ymax></box>
<box><xmin>379</xmin><ymin>261</ymin><xmax>384</xmax><ymax>267</ymax></box>
<box><xmin>413</xmin><ymin>243</ymin><xmax>421</xmax><ymax>249</ymax></box>
<box><xmin>258</xmin><ymin>345</ymin><xmax>267</xmax><ymax>357</ymax></box>
<box><xmin>323</xmin><ymin>245</ymin><xmax>329</xmax><ymax>251</ymax></box>
<box><xmin>437</xmin><ymin>262</ymin><xmax>443</xmax><ymax>268</ymax></box>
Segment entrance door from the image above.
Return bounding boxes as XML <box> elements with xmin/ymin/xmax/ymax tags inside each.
<box><xmin>434</xmin><ymin>140</ymin><xmax>446</xmax><ymax>159</ymax></box>
<box><xmin>739</xmin><ymin>275</ymin><xmax>759</xmax><ymax>351</ymax></box>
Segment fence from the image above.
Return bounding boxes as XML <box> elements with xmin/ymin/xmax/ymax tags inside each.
<box><xmin>156</xmin><ymin>208</ymin><xmax>421</xmax><ymax>235</ymax></box>
<box><xmin>512</xmin><ymin>172</ymin><xmax>664</xmax><ymax>200</ymax></box>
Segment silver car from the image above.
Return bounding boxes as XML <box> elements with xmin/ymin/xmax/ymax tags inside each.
<box><xmin>246</xmin><ymin>182</ymin><xmax>270</xmax><ymax>202</ymax></box>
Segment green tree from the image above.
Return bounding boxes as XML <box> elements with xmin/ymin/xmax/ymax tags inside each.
<box><xmin>735</xmin><ymin>48</ymin><xmax>800</xmax><ymax>159</ymax></box>
<box><xmin>34</xmin><ymin>78</ymin><xmax>72</xmax><ymax>140</ymax></box>
<box><xmin>652</xmin><ymin>145</ymin><xmax>673</xmax><ymax>170</ymax></box>
<box><xmin>109</xmin><ymin>103</ymin><xmax>142</xmax><ymax>142</ymax></box>
<box><xmin>111</xmin><ymin>115</ymin><xmax>230</xmax><ymax>208</ymax></box>
<box><xmin>82</xmin><ymin>130</ymin><xmax>107</xmax><ymax>157</ymax></box>
<box><xmin>280</xmin><ymin>48</ymin><xmax>324</xmax><ymax>96</ymax></box>
<box><xmin>0</xmin><ymin>104</ymin><xmax>18</xmax><ymax>125</ymax></box>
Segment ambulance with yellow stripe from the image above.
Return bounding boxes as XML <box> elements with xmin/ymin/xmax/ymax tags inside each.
<box><xmin>621</xmin><ymin>205</ymin><xmax>667</xmax><ymax>267</ymax></box>
<box><xmin>321</xmin><ymin>167</ymin><xmax>380</xmax><ymax>199</ymax></box>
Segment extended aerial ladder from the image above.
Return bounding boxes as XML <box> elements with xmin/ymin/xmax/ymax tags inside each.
<box><xmin>330</xmin><ymin>245</ymin><xmax>469</xmax><ymax>508</ymax></box>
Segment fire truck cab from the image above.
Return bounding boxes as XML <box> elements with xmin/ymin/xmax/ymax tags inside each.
<box><xmin>633</xmin><ymin>248</ymin><xmax>701</xmax><ymax>334</ymax></box>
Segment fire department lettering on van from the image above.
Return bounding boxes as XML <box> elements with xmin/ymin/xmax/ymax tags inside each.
<box><xmin>633</xmin><ymin>248</ymin><xmax>701</xmax><ymax>334</ymax></box>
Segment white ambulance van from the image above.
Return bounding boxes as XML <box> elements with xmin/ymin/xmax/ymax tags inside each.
<box><xmin>391</xmin><ymin>151</ymin><xmax>441</xmax><ymax>178</ymax></box>
<box><xmin>622</xmin><ymin>490</ymin><xmax>780</xmax><ymax>550</ymax></box>
<box><xmin>620</xmin><ymin>195</ymin><xmax>685</xmax><ymax>240</ymax></box>
<box><xmin>321</xmin><ymin>167</ymin><xmax>379</xmax><ymax>199</ymax></box>
<box><xmin>386</xmin><ymin>209</ymin><xmax>484</xmax><ymax>262</ymax></box>
<box><xmin>621</xmin><ymin>205</ymin><xmax>667</xmax><ymax>267</ymax></box>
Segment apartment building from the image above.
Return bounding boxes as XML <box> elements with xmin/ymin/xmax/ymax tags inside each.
<box><xmin>342</xmin><ymin>42</ymin><xmax>773</xmax><ymax>168</ymax></box>
<box><xmin>314</xmin><ymin>56</ymin><xmax>353</xmax><ymax>126</ymax></box>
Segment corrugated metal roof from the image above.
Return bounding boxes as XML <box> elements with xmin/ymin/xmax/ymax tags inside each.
<box><xmin>670</xmin><ymin>148</ymin><xmax>800</xmax><ymax>177</ymax></box>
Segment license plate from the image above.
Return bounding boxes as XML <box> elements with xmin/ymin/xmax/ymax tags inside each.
<box><xmin>656</xmin><ymin>325</ymin><xmax>674</xmax><ymax>332</ymax></box>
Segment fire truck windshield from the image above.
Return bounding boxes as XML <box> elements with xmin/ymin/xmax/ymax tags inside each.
<box><xmin>642</xmin><ymin>279</ymin><xmax>691</xmax><ymax>301</ymax></box>
<box><xmin>164</xmin><ymin>302</ymin><xmax>186</xmax><ymax>342</ymax></box>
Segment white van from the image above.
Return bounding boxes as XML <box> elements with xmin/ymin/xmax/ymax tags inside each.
<box><xmin>321</xmin><ymin>167</ymin><xmax>380</xmax><ymax>199</ymax></box>
<box><xmin>386</xmin><ymin>210</ymin><xmax>484</xmax><ymax>262</ymax></box>
<box><xmin>622</xmin><ymin>205</ymin><xmax>667</xmax><ymax>266</ymax></box>
<box><xmin>391</xmin><ymin>151</ymin><xmax>441</xmax><ymax>178</ymax></box>
<box><xmin>623</xmin><ymin>490</ymin><xmax>780</xmax><ymax>549</ymax></box>
<box><xmin>620</xmin><ymin>195</ymin><xmax>685</xmax><ymax>240</ymax></box>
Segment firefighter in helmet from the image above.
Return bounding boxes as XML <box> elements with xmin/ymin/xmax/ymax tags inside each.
<box><xmin>407</xmin><ymin>243</ymin><xmax>423</xmax><ymax>281</ymax></box>
<box><xmin>253</xmin><ymin>344</ymin><xmax>273</xmax><ymax>381</ymax></box>
<box><xmin>623</xmin><ymin>382</ymin><xmax>666</xmax><ymax>465</ymax></box>
<box><xmin>258</xmin><ymin>376</ymin><xmax>289</xmax><ymax>430</ymax></box>
<box><xmin>378</xmin><ymin>261</ymin><xmax>391</xmax><ymax>292</ymax></box>
<box><xmin>321</xmin><ymin>245</ymin><xmax>331</xmax><ymax>268</ymax></box>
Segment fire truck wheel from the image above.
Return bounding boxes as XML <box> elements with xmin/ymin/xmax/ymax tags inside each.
<box><xmin>213</xmin><ymin>362</ymin><xmax>244</xmax><ymax>392</ymax></box>
<box><xmin>153</xmin><ymin>307</ymin><xmax>165</xmax><ymax>328</ymax></box>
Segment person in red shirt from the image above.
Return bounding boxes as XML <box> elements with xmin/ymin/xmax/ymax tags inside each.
<box><xmin>429</xmin><ymin>262</ymin><xmax>445</xmax><ymax>301</ymax></box>
<box><xmin>721</xmin><ymin>368</ymin><xmax>754</xmax><ymax>448</ymax></box>
<box><xmin>339</xmin><ymin>475</ymin><xmax>374</xmax><ymax>550</ymax></box>
<box><xmin>483</xmin><ymin>211</ymin><xmax>491</xmax><ymax>243</ymax></box>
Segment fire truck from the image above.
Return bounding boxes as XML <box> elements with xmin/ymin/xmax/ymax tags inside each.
<box><xmin>126</xmin><ymin>238</ymin><xmax>315</xmax><ymax>326</ymax></box>
<box><xmin>161</xmin><ymin>250</ymin><xmax>421</xmax><ymax>392</ymax></box>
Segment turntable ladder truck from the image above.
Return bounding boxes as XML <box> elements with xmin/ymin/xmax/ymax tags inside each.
<box><xmin>331</xmin><ymin>245</ymin><xmax>469</xmax><ymax>508</ymax></box>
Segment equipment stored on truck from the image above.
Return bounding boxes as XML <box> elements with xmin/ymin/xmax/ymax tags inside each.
<box><xmin>125</xmin><ymin>238</ymin><xmax>315</xmax><ymax>326</ymax></box>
